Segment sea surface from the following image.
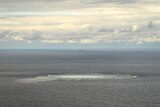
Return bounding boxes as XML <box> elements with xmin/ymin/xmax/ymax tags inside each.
<box><xmin>0</xmin><ymin>50</ymin><xmax>160</xmax><ymax>107</ymax></box>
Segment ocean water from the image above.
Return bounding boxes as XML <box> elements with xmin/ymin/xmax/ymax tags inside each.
<box><xmin>0</xmin><ymin>50</ymin><xmax>160</xmax><ymax>107</ymax></box>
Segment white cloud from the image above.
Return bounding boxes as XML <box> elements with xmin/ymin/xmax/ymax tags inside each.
<box><xmin>80</xmin><ymin>39</ymin><xmax>98</xmax><ymax>44</ymax></box>
<box><xmin>14</xmin><ymin>36</ymin><xmax>23</xmax><ymax>41</ymax></box>
<box><xmin>68</xmin><ymin>40</ymin><xmax>77</xmax><ymax>43</ymax></box>
<box><xmin>131</xmin><ymin>25</ymin><xmax>140</xmax><ymax>32</ymax></box>
<box><xmin>136</xmin><ymin>37</ymin><xmax>160</xmax><ymax>44</ymax></box>
<box><xmin>41</xmin><ymin>40</ymin><xmax>64</xmax><ymax>43</ymax></box>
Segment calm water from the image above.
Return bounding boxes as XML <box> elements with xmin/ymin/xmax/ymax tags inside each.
<box><xmin>0</xmin><ymin>50</ymin><xmax>160</xmax><ymax>107</ymax></box>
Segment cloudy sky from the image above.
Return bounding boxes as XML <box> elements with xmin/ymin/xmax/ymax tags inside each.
<box><xmin>0</xmin><ymin>0</ymin><xmax>160</xmax><ymax>49</ymax></box>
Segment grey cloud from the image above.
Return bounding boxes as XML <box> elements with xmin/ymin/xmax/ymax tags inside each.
<box><xmin>80</xmin><ymin>0</ymin><xmax>137</xmax><ymax>4</ymax></box>
<box><xmin>0</xmin><ymin>30</ymin><xmax>10</xmax><ymax>40</ymax></box>
<box><xmin>1</xmin><ymin>0</ymin><xmax>160</xmax><ymax>12</ymax></box>
<box><xmin>148</xmin><ymin>21</ymin><xmax>154</xmax><ymax>28</ymax></box>
<box><xmin>0</xmin><ymin>0</ymin><xmax>64</xmax><ymax>3</ymax></box>
<box><xmin>22</xmin><ymin>31</ymin><xmax>42</xmax><ymax>40</ymax></box>
<box><xmin>0</xmin><ymin>0</ymin><xmax>159</xmax><ymax>3</ymax></box>
<box><xmin>0</xmin><ymin>0</ymin><xmax>160</xmax><ymax>4</ymax></box>
<box><xmin>98</xmin><ymin>28</ymin><xmax>114</xmax><ymax>33</ymax></box>
<box><xmin>0</xmin><ymin>21</ymin><xmax>160</xmax><ymax>44</ymax></box>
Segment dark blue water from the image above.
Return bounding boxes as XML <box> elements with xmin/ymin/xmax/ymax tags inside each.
<box><xmin>0</xmin><ymin>50</ymin><xmax>160</xmax><ymax>107</ymax></box>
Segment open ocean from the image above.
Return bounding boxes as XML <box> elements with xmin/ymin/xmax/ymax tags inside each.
<box><xmin>0</xmin><ymin>50</ymin><xmax>160</xmax><ymax>107</ymax></box>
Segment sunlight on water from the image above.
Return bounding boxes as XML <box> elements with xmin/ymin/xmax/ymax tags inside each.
<box><xmin>17</xmin><ymin>74</ymin><xmax>137</xmax><ymax>83</ymax></box>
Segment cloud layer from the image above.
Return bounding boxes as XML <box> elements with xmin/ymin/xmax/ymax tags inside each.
<box><xmin>0</xmin><ymin>0</ymin><xmax>160</xmax><ymax>48</ymax></box>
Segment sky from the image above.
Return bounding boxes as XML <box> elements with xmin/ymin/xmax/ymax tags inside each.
<box><xmin>0</xmin><ymin>0</ymin><xmax>160</xmax><ymax>49</ymax></box>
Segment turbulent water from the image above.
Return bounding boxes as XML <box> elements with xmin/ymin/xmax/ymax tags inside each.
<box><xmin>17</xmin><ymin>74</ymin><xmax>137</xmax><ymax>83</ymax></box>
<box><xmin>0</xmin><ymin>50</ymin><xmax>160</xmax><ymax>107</ymax></box>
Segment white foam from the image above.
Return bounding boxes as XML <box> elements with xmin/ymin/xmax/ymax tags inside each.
<box><xmin>16</xmin><ymin>74</ymin><xmax>137</xmax><ymax>83</ymax></box>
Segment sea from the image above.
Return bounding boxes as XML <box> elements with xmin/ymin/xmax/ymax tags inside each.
<box><xmin>0</xmin><ymin>50</ymin><xmax>160</xmax><ymax>107</ymax></box>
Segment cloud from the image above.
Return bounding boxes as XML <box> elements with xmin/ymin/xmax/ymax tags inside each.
<box><xmin>68</xmin><ymin>40</ymin><xmax>77</xmax><ymax>43</ymax></box>
<box><xmin>41</xmin><ymin>40</ymin><xmax>64</xmax><ymax>43</ymax></box>
<box><xmin>132</xmin><ymin>37</ymin><xmax>160</xmax><ymax>44</ymax></box>
<box><xmin>80</xmin><ymin>39</ymin><xmax>98</xmax><ymax>44</ymax></box>
<box><xmin>131</xmin><ymin>25</ymin><xmax>141</xmax><ymax>32</ymax></box>
<box><xmin>98</xmin><ymin>28</ymin><xmax>114</xmax><ymax>33</ymax></box>
<box><xmin>148</xmin><ymin>21</ymin><xmax>154</xmax><ymax>28</ymax></box>
<box><xmin>0</xmin><ymin>0</ymin><xmax>159</xmax><ymax>4</ymax></box>
<box><xmin>1</xmin><ymin>21</ymin><xmax>159</xmax><ymax>45</ymax></box>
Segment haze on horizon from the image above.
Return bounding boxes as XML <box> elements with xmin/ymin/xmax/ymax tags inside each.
<box><xmin>0</xmin><ymin>0</ymin><xmax>160</xmax><ymax>49</ymax></box>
